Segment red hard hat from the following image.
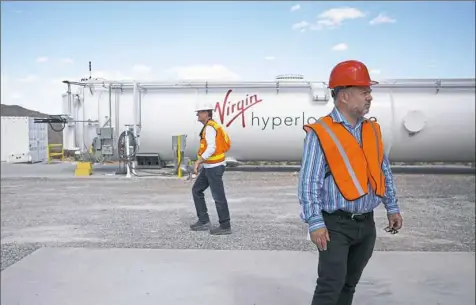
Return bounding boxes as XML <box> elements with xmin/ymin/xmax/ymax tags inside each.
<box><xmin>328</xmin><ymin>60</ymin><xmax>378</xmax><ymax>89</ymax></box>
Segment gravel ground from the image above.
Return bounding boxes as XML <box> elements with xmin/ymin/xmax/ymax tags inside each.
<box><xmin>1</xmin><ymin>170</ymin><xmax>475</xmax><ymax>271</ymax></box>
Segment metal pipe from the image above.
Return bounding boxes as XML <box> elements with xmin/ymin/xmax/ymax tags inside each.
<box><xmin>125</xmin><ymin>128</ymin><xmax>131</xmax><ymax>178</ymax></box>
<box><xmin>67</xmin><ymin>83</ymin><xmax>72</xmax><ymax>116</ymax></box>
<box><xmin>64</xmin><ymin>83</ymin><xmax>313</xmax><ymax>90</ymax></box>
<box><xmin>377</xmin><ymin>78</ymin><xmax>475</xmax><ymax>83</ymax></box>
<box><xmin>63</xmin><ymin>84</ymin><xmax>315</xmax><ymax>91</ymax></box>
<box><xmin>137</xmin><ymin>81</ymin><xmax>476</xmax><ymax>88</ymax></box>
<box><xmin>108</xmin><ymin>84</ymin><xmax>112</xmax><ymax>128</ymax></box>
<box><xmin>138</xmin><ymin>91</ymin><xmax>142</xmax><ymax>129</ymax></box>
<box><xmin>63</xmin><ymin>82</ymin><xmax>475</xmax><ymax>91</ymax></box>
<box><xmin>62</xmin><ymin>78</ymin><xmax>476</xmax><ymax>87</ymax></box>
<box><xmin>64</xmin><ymin>80</ymin><xmax>306</xmax><ymax>86</ymax></box>
<box><xmin>133</xmin><ymin>81</ymin><xmax>137</xmax><ymax>139</ymax></box>
<box><xmin>114</xmin><ymin>91</ymin><xmax>120</xmax><ymax>157</ymax></box>
<box><xmin>374</xmin><ymin>84</ymin><xmax>475</xmax><ymax>89</ymax></box>
<box><xmin>97</xmin><ymin>91</ymin><xmax>101</xmax><ymax>124</ymax></box>
<box><xmin>71</xmin><ymin>120</ymin><xmax>100</xmax><ymax>123</ymax></box>
<box><xmin>81</xmin><ymin>87</ymin><xmax>86</xmax><ymax>152</ymax></box>
<box><xmin>74</xmin><ymin>94</ymin><xmax>79</xmax><ymax>148</ymax></box>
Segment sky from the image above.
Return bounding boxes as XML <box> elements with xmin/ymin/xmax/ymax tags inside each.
<box><xmin>1</xmin><ymin>1</ymin><xmax>475</xmax><ymax>114</ymax></box>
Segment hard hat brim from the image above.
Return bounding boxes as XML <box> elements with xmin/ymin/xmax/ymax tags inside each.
<box><xmin>328</xmin><ymin>80</ymin><xmax>379</xmax><ymax>89</ymax></box>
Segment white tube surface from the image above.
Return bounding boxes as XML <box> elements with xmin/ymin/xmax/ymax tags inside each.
<box><xmin>62</xmin><ymin>79</ymin><xmax>476</xmax><ymax>163</ymax></box>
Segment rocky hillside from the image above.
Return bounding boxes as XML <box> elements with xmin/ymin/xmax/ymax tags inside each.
<box><xmin>1</xmin><ymin>104</ymin><xmax>64</xmax><ymax>144</ymax></box>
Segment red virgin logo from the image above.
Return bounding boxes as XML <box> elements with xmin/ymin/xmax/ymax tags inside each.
<box><xmin>215</xmin><ymin>89</ymin><xmax>263</xmax><ymax>128</ymax></box>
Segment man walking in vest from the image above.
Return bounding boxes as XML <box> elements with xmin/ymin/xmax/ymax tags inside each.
<box><xmin>298</xmin><ymin>60</ymin><xmax>403</xmax><ymax>305</ymax></box>
<box><xmin>190</xmin><ymin>102</ymin><xmax>232</xmax><ymax>235</ymax></box>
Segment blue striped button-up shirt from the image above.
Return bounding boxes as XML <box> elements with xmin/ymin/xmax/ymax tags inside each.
<box><xmin>298</xmin><ymin>107</ymin><xmax>400</xmax><ymax>233</ymax></box>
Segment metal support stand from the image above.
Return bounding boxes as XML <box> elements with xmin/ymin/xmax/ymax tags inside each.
<box><xmin>177</xmin><ymin>136</ymin><xmax>183</xmax><ymax>178</ymax></box>
<box><xmin>125</xmin><ymin>130</ymin><xmax>132</xmax><ymax>178</ymax></box>
<box><xmin>116</xmin><ymin>161</ymin><xmax>127</xmax><ymax>175</ymax></box>
<box><xmin>172</xmin><ymin>134</ymin><xmax>190</xmax><ymax>178</ymax></box>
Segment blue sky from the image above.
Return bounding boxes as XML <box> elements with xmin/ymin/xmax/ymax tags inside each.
<box><xmin>1</xmin><ymin>1</ymin><xmax>475</xmax><ymax>114</ymax></box>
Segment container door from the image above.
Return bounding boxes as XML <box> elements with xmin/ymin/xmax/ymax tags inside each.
<box><xmin>28</xmin><ymin>118</ymin><xmax>40</xmax><ymax>163</ymax></box>
<box><xmin>39</xmin><ymin>123</ymin><xmax>48</xmax><ymax>162</ymax></box>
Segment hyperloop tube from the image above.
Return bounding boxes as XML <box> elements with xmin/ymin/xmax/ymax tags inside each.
<box><xmin>62</xmin><ymin>79</ymin><xmax>476</xmax><ymax>163</ymax></box>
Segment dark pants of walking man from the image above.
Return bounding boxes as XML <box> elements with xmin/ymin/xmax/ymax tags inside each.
<box><xmin>311</xmin><ymin>210</ymin><xmax>376</xmax><ymax>305</ymax></box>
<box><xmin>192</xmin><ymin>165</ymin><xmax>231</xmax><ymax>229</ymax></box>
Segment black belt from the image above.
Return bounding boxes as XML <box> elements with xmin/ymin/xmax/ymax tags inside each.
<box><xmin>323</xmin><ymin>209</ymin><xmax>373</xmax><ymax>221</ymax></box>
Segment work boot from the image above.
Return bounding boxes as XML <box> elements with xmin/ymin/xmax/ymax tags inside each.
<box><xmin>210</xmin><ymin>225</ymin><xmax>232</xmax><ymax>235</ymax></box>
<box><xmin>190</xmin><ymin>220</ymin><xmax>211</xmax><ymax>231</ymax></box>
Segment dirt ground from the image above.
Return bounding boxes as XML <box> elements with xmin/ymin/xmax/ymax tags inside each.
<box><xmin>1</xmin><ymin>164</ymin><xmax>474</xmax><ymax>271</ymax></box>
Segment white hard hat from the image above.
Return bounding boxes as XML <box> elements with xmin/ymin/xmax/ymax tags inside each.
<box><xmin>195</xmin><ymin>102</ymin><xmax>215</xmax><ymax>112</ymax></box>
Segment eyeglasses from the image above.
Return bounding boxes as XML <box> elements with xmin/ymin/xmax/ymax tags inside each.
<box><xmin>384</xmin><ymin>226</ymin><xmax>399</xmax><ymax>235</ymax></box>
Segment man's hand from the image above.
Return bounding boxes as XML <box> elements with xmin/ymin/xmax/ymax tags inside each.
<box><xmin>193</xmin><ymin>161</ymin><xmax>200</xmax><ymax>175</ymax></box>
<box><xmin>310</xmin><ymin>227</ymin><xmax>330</xmax><ymax>251</ymax></box>
<box><xmin>387</xmin><ymin>213</ymin><xmax>403</xmax><ymax>230</ymax></box>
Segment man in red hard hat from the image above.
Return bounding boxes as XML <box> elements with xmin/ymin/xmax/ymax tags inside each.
<box><xmin>298</xmin><ymin>60</ymin><xmax>403</xmax><ymax>305</ymax></box>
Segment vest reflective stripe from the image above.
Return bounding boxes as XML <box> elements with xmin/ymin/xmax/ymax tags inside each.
<box><xmin>316</xmin><ymin>120</ymin><xmax>365</xmax><ymax>197</ymax></box>
<box><xmin>199</xmin><ymin>153</ymin><xmax>225</xmax><ymax>161</ymax></box>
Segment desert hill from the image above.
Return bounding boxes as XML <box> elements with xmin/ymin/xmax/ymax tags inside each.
<box><xmin>1</xmin><ymin>104</ymin><xmax>64</xmax><ymax>145</ymax></box>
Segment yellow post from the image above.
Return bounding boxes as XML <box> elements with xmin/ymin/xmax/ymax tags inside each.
<box><xmin>177</xmin><ymin>135</ymin><xmax>182</xmax><ymax>178</ymax></box>
<box><xmin>47</xmin><ymin>145</ymin><xmax>51</xmax><ymax>163</ymax></box>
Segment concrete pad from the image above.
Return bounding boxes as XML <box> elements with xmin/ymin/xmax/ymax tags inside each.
<box><xmin>1</xmin><ymin>248</ymin><xmax>475</xmax><ymax>305</ymax></box>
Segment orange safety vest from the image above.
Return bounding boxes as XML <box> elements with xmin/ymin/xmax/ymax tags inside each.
<box><xmin>303</xmin><ymin>116</ymin><xmax>386</xmax><ymax>201</ymax></box>
<box><xmin>197</xmin><ymin>119</ymin><xmax>231</xmax><ymax>164</ymax></box>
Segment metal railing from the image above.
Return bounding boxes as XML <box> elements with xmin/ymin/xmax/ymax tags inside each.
<box><xmin>47</xmin><ymin>144</ymin><xmax>64</xmax><ymax>163</ymax></box>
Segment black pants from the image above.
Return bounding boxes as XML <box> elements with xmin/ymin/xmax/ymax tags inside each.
<box><xmin>192</xmin><ymin>165</ymin><xmax>231</xmax><ymax>228</ymax></box>
<box><xmin>311</xmin><ymin>210</ymin><xmax>376</xmax><ymax>305</ymax></box>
